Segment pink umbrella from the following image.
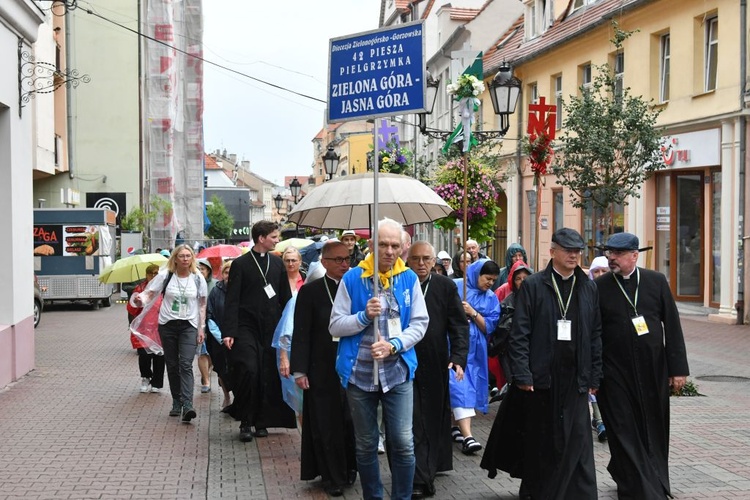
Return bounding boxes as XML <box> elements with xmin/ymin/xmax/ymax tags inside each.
<box><xmin>197</xmin><ymin>244</ymin><xmax>244</xmax><ymax>277</ymax></box>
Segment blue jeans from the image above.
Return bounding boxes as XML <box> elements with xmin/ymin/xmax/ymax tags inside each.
<box><xmin>347</xmin><ymin>381</ymin><xmax>415</xmax><ymax>500</ymax></box>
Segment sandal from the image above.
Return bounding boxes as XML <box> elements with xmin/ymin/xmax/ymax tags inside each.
<box><xmin>451</xmin><ymin>426</ymin><xmax>464</xmax><ymax>443</ymax></box>
<box><xmin>462</xmin><ymin>436</ymin><xmax>482</xmax><ymax>455</ymax></box>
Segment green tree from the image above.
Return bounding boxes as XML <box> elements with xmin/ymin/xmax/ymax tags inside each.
<box><xmin>205</xmin><ymin>195</ymin><xmax>234</xmax><ymax>240</ymax></box>
<box><xmin>550</xmin><ymin>23</ymin><xmax>665</xmax><ymax>215</ymax></box>
<box><xmin>121</xmin><ymin>197</ymin><xmax>173</xmax><ymax>250</ymax></box>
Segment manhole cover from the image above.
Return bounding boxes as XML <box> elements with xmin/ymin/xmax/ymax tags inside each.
<box><xmin>696</xmin><ymin>375</ymin><xmax>750</xmax><ymax>383</ymax></box>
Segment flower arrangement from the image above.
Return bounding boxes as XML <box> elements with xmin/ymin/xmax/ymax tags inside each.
<box><xmin>522</xmin><ymin>132</ymin><xmax>554</xmax><ymax>181</ymax></box>
<box><xmin>433</xmin><ymin>158</ymin><xmax>502</xmax><ymax>243</ymax></box>
<box><xmin>372</xmin><ymin>141</ymin><xmax>412</xmax><ymax>175</ymax></box>
<box><xmin>446</xmin><ymin>74</ymin><xmax>485</xmax><ymax>99</ymax></box>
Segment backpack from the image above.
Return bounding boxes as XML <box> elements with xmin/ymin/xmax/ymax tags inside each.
<box><xmin>488</xmin><ymin>303</ymin><xmax>514</xmax><ymax>358</ymax></box>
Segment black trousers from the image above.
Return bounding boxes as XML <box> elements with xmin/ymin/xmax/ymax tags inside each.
<box><xmin>137</xmin><ymin>348</ymin><xmax>165</xmax><ymax>388</ymax></box>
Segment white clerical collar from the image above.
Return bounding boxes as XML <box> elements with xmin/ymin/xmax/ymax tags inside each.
<box><xmin>252</xmin><ymin>247</ymin><xmax>266</xmax><ymax>257</ymax></box>
<box><xmin>620</xmin><ymin>267</ymin><xmax>636</xmax><ymax>279</ymax></box>
<box><xmin>325</xmin><ymin>274</ymin><xmax>340</xmax><ymax>285</ymax></box>
<box><xmin>552</xmin><ymin>266</ymin><xmax>574</xmax><ymax>280</ymax></box>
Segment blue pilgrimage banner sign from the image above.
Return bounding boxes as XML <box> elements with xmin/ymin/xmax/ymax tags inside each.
<box><xmin>328</xmin><ymin>21</ymin><xmax>426</xmax><ymax>123</ymax></box>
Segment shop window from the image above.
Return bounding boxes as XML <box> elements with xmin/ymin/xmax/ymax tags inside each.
<box><xmin>582</xmin><ymin>196</ymin><xmax>624</xmax><ymax>267</ymax></box>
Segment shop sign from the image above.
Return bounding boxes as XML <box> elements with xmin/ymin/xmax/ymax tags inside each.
<box><xmin>661</xmin><ymin>129</ymin><xmax>720</xmax><ymax>168</ymax></box>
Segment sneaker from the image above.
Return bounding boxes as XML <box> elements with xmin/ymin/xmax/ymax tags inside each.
<box><xmin>140</xmin><ymin>377</ymin><xmax>151</xmax><ymax>393</ymax></box>
<box><xmin>169</xmin><ymin>400</ymin><xmax>182</xmax><ymax>417</ymax></box>
<box><xmin>182</xmin><ymin>404</ymin><xmax>197</xmax><ymax>423</ymax></box>
<box><xmin>201</xmin><ymin>385</ymin><xmax>211</xmax><ymax>393</ymax></box>
<box><xmin>461</xmin><ymin>436</ymin><xmax>482</xmax><ymax>455</ymax></box>
<box><xmin>150</xmin><ymin>386</ymin><xmax>161</xmax><ymax>393</ymax></box>
<box><xmin>377</xmin><ymin>437</ymin><xmax>385</xmax><ymax>454</ymax></box>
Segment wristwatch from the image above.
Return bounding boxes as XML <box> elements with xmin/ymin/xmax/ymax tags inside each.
<box><xmin>389</xmin><ymin>342</ymin><xmax>398</xmax><ymax>355</ymax></box>
<box><xmin>472</xmin><ymin>311</ymin><xmax>479</xmax><ymax>319</ymax></box>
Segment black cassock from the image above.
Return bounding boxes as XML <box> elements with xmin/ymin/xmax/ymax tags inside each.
<box><xmin>222</xmin><ymin>250</ymin><xmax>296</xmax><ymax>429</ymax></box>
<box><xmin>596</xmin><ymin>269</ymin><xmax>689</xmax><ymax>499</ymax></box>
<box><xmin>290</xmin><ymin>276</ymin><xmax>356</xmax><ymax>488</ymax></box>
<box><xmin>413</xmin><ymin>273</ymin><xmax>469</xmax><ymax>493</ymax></box>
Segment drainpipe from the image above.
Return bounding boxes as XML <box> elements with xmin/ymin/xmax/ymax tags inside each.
<box><xmin>65</xmin><ymin>6</ymin><xmax>74</xmax><ymax>179</ymax></box>
<box><xmin>739</xmin><ymin>0</ymin><xmax>747</xmax><ymax>323</ymax></box>
<box><xmin>516</xmin><ymin>86</ymin><xmax>524</xmax><ymax>247</ymax></box>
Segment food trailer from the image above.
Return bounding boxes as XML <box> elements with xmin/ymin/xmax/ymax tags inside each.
<box><xmin>33</xmin><ymin>208</ymin><xmax>117</xmax><ymax>309</ymax></box>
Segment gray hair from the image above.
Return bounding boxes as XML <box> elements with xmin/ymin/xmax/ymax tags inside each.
<box><xmin>378</xmin><ymin>217</ymin><xmax>404</xmax><ymax>236</ymax></box>
<box><xmin>408</xmin><ymin>241</ymin><xmax>435</xmax><ymax>258</ymax></box>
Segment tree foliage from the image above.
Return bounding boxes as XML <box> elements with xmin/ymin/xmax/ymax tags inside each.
<box><xmin>205</xmin><ymin>195</ymin><xmax>234</xmax><ymax>240</ymax></box>
<box><xmin>121</xmin><ymin>197</ymin><xmax>173</xmax><ymax>250</ymax></box>
<box><xmin>550</xmin><ymin>23</ymin><xmax>665</xmax><ymax>210</ymax></box>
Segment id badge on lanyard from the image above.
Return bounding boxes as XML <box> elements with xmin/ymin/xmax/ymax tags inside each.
<box><xmin>557</xmin><ymin>319</ymin><xmax>572</xmax><ymax>341</ymax></box>
<box><xmin>632</xmin><ymin>315</ymin><xmax>649</xmax><ymax>335</ymax></box>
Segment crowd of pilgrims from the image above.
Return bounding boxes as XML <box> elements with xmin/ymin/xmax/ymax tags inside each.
<box><xmin>127</xmin><ymin>219</ymin><xmax>689</xmax><ymax>500</ymax></box>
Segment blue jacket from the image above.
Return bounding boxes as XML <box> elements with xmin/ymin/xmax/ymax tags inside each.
<box><xmin>329</xmin><ymin>266</ymin><xmax>428</xmax><ymax>388</ymax></box>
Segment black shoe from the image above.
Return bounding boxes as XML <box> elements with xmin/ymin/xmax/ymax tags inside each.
<box><xmin>181</xmin><ymin>405</ymin><xmax>197</xmax><ymax>423</ymax></box>
<box><xmin>239</xmin><ymin>425</ymin><xmax>253</xmax><ymax>442</ymax></box>
<box><xmin>411</xmin><ymin>485</ymin><xmax>425</xmax><ymax>498</ymax></box>
<box><xmin>461</xmin><ymin>436</ymin><xmax>482</xmax><ymax>455</ymax></box>
<box><xmin>253</xmin><ymin>427</ymin><xmax>269</xmax><ymax>438</ymax></box>
<box><xmin>169</xmin><ymin>400</ymin><xmax>182</xmax><ymax>417</ymax></box>
<box><xmin>324</xmin><ymin>485</ymin><xmax>343</xmax><ymax>497</ymax></box>
<box><xmin>347</xmin><ymin>469</ymin><xmax>357</xmax><ymax>485</ymax></box>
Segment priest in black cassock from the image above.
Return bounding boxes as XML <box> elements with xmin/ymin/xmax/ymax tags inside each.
<box><xmin>595</xmin><ymin>232</ymin><xmax>689</xmax><ymax>500</ymax></box>
<box><xmin>222</xmin><ymin>220</ymin><xmax>295</xmax><ymax>442</ymax></box>
<box><xmin>406</xmin><ymin>242</ymin><xmax>469</xmax><ymax>498</ymax></box>
<box><xmin>290</xmin><ymin>240</ymin><xmax>357</xmax><ymax>497</ymax></box>
<box><xmin>481</xmin><ymin>228</ymin><xmax>601</xmax><ymax>500</ymax></box>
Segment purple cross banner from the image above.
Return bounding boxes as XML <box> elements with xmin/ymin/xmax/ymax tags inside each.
<box><xmin>327</xmin><ymin>21</ymin><xmax>426</xmax><ymax>123</ymax></box>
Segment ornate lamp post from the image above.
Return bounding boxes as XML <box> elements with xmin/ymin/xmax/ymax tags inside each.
<box><xmin>418</xmin><ymin>63</ymin><xmax>521</xmax><ymax>295</ymax></box>
<box><xmin>289</xmin><ymin>177</ymin><xmax>302</xmax><ymax>202</ymax></box>
<box><xmin>322</xmin><ymin>146</ymin><xmax>340</xmax><ymax>181</ymax></box>
<box><xmin>273</xmin><ymin>193</ymin><xmax>285</xmax><ymax>224</ymax></box>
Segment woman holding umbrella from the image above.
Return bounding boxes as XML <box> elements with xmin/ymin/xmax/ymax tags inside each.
<box><xmin>133</xmin><ymin>245</ymin><xmax>208</xmax><ymax>423</ymax></box>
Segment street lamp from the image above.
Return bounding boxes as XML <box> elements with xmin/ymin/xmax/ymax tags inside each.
<box><xmin>418</xmin><ymin>62</ymin><xmax>521</xmax><ymax>141</ymax></box>
<box><xmin>273</xmin><ymin>193</ymin><xmax>284</xmax><ymax>222</ymax></box>
<box><xmin>417</xmin><ymin>63</ymin><xmax>521</xmax><ymax>296</ymax></box>
<box><xmin>322</xmin><ymin>146</ymin><xmax>340</xmax><ymax>180</ymax></box>
<box><xmin>289</xmin><ymin>177</ymin><xmax>302</xmax><ymax>202</ymax></box>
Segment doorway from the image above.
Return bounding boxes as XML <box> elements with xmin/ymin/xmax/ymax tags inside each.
<box><xmin>656</xmin><ymin>171</ymin><xmax>706</xmax><ymax>301</ymax></box>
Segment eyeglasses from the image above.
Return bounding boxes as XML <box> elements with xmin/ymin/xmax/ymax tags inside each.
<box><xmin>283</xmin><ymin>259</ymin><xmax>299</xmax><ymax>264</ymax></box>
<box><xmin>408</xmin><ymin>256</ymin><xmax>434</xmax><ymax>263</ymax></box>
<box><xmin>323</xmin><ymin>257</ymin><xmax>349</xmax><ymax>264</ymax></box>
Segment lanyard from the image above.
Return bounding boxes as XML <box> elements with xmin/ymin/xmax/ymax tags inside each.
<box><xmin>323</xmin><ymin>276</ymin><xmax>335</xmax><ymax>306</ymax></box>
<box><xmin>613</xmin><ymin>268</ymin><xmax>640</xmax><ymax>315</ymax></box>
<box><xmin>175</xmin><ymin>274</ymin><xmax>189</xmax><ymax>298</ymax></box>
<box><xmin>551</xmin><ymin>273</ymin><xmax>575</xmax><ymax>320</ymax></box>
<box><xmin>250</xmin><ymin>251</ymin><xmax>270</xmax><ymax>286</ymax></box>
<box><xmin>421</xmin><ymin>275</ymin><xmax>431</xmax><ymax>298</ymax></box>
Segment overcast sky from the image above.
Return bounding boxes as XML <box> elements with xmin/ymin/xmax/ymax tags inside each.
<box><xmin>202</xmin><ymin>1</ymin><xmax>381</xmax><ymax>185</ymax></box>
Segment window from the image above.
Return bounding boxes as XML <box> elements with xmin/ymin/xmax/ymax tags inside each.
<box><xmin>554</xmin><ymin>75</ymin><xmax>563</xmax><ymax>129</ymax></box>
<box><xmin>581</xmin><ymin>63</ymin><xmax>592</xmax><ymax>95</ymax></box>
<box><xmin>660</xmin><ymin>33</ymin><xmax>670</xmax><ymax>102</ymax></box>
<box><xmin>553</xmin><ymin>190</ymin><xmax>564</xmax><ymax>232</ymax></box>
<box><xmin>705</xmin><ymin>16</ymin><xmax>718</xmax><ymax>92</ymax></box>
<box><xmin>529</xmin><ymin>82</ymin><xmax>539</xmax><ymax>105</ymax></box>
<box><xmin>525</xmin><ymin>0</ymin><xmax>550</xmax><ymax>39</ymax></box>
<box><xmin>572</xmin><ymin>0</ymin><xmax>596</xmax><ymax>10</ymax></box>
<box><xmin>614</xmin><ymin>51</ymin><xmax>624</xmax><ymax>101</ymax></box>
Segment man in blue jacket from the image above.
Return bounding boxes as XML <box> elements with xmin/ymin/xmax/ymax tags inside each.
<box><xmin>329</xmin><ymin>217</ymin><xmax>428</xmax><ymax>500</ymax></box>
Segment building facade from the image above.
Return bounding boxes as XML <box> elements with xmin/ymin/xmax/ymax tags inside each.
<box><xmin>486</xmin><ymin>0</ymin><xmax>748</xmax><ymax>322</ymax></box>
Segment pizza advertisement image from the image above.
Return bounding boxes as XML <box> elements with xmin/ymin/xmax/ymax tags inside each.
<box><xmin>33</xmin><ymin>225</ymin><xmax>63</xmax><ymax>256</ymax></box>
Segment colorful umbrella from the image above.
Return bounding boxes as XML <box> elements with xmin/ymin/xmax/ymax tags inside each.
<box><xmin>99</xmin><ymin>253</ymin><xmax>168</xmax><ymax>284</ymax></box>
<box><xmin>197</xmin><ymin>245</ymin><xmax>244</xmax><ymax>277</ymax></box>
<box><xmin>274</xmin><ymin>238</ymin><xmax>314</xmax><ymax>253</ymax></box>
